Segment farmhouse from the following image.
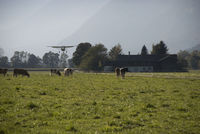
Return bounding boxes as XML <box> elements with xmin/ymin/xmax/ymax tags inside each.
<box><xmin>104</xmin><ymin>54</ymin><xmax>178</xmax><ymax>72</ymax></box>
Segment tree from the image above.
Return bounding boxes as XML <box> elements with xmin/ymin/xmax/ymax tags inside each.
<box><xmin>72</xmin><ymin>42</ymin><xmax>92</xmax><ymax>66</ymax></box>
<box><xmin>177</xmin><ymin>50</ymin><xmax>190</xmax><ymax>60</ymax></box>
<box><xmin>108</xmin><ymin>44</ymin><xmax>122</xmax><ymax>60</ymax></box>
<box><xmin>0</xmin><ymin>48</ymin><xmax>4</xmax><ymax>57</ymax></box>
<box><xmin>189</xmin><ymin>50</ymin><xmax>200</xmax><ymax>69</ymax></box>
<box><xmin>80</xmin><ymin>44</ymin><xmax>108</xmax><ymax>71</ymax></box>
<box><xmin>177</xmin><ymin>50</ymin><xmax>200</xmax><ymax>70</ymax></box>
<box><xmin>0</xmin><ymin>56</ymin><xmax>9</xmax><ymax>67</ymax></box>
<box><xmin>59</xmin><ymin>53</ymin><xmax>68</xmax><ymax>67</ymax></box>
<box><xmin>177</xmin><ymin>50</ymin><xmax>190</xmax><ymax>69</ymax></box>
<box><xmin>42</xmin><ymin>51</ymin><xmax>59</xmax><ymax>68</ymax></box>
<box><xmin>141</xmin><ymin>45</ymin><xmax>148</xmax><ymax>55</ymax></box>
<box><xmin>11</xmin><ymin>51</ymin><xmax>22</xmax><ymax>67</ymax></box>
<box><xmin>151</xmin><ymin>41</ymin><xmax>168</xmax><ymax>55</ymax></box>
<box><xmin>10</xmin><ymin>51</ymin><xmax>29</xmax><ymax>67</ymax></box>
<box><xmin>27</xmin><ymin>54</ymin><xmax>41</xmax><ymax>67</ymax></box>
<box><xmin>68</xmin><ymin>58</ymin><xmax>74</xmax><ymax>68</ymax></box>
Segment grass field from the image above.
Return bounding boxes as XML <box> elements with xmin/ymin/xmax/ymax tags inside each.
<box><xmin>0</xmin><ymin>72</ymin><xmax>200</xmax><ymax>134</ymax></box>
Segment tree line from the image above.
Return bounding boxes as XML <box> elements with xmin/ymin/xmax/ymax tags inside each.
<box><xmin>1</xmin><ymin>41</ymin><xmax>199</xmax><ymax>70</ymax></box>
<box><xmin>177</xmin><ymin>50</ymin><xmax>200</xmax><ymax>70</ymax></box>
<box><xmin>72</xmin><ymin>41</ymin><xmax>169</xmax><ymax>71</ymax></box>
<box><xmin>0</xmin><ymin>41</ymin><xmax>169</xmax><ymax>70</ymax></box>
<box><xmin>0</xmin><ymin>50</ymin><xmax>68</xmax><ymax>68</ymax></box>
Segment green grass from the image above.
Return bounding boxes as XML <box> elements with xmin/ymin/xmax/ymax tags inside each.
<box><xmin>0</xmin><ymin>72</ymin><xmax>200</xmax><ymax>134</ymax></box>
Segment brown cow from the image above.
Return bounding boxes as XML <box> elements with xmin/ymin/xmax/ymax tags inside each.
<box><xmin>115</xmin><ymin>67</ymin><xmax>120</xmax><ymax>77</ymax></box>
<box><xmin>13</xmin><ymin>69</ymin><xmax>30</xmax><ymax>77</ymax></box>
<box><xmin>0</xmin><ymin>68</ymin><xmax>8</xmax><ymax>76</ymax></box>
<box><xmin>64</xmin><ymin>68</ymin><xmax>73</xmax><ymax>76</ymax></box>
<box><xmin>50</xmin><ymin>69</ymin><xmax>61</xmax><ymax>76</ymax></box>
<box><xmin>120</xmin><ymin>68</ymin><xmax>128</xmax><ymax>79</ymax></box>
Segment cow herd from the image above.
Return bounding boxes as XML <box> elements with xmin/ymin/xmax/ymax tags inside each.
<box><xmin>0</xmin><ymin>68</ymin><xmax>74</xmax><ymax>78</ymax></box>
<box><xmin>13</xmin><ymin>69</ymin><xmax>30</xmax><ymax>77</ymax></box>
<box><xmin>0</xmin><ymin>67</ymin><xmax>128</xmax><ymax>78</ymax></box>
<box><xmin>0</xmin><ymin>68</ymin><xmax>30</xmax><ymax>77</ymax></box>
<box><xmin>50</xmin><ymin>69</ymin><xmax>61</xmax><ymax>76</ymax></box>
<box><xmin>64</xmin><ymin>68</ymin><xmax>73</xmax><ymax>76</ymax></box>
<box><xmin>0</xmin><ymin>68</ymin><xmax>8</xmax><ymax>76</ymax></box>
<box><xmin>115</xmin><ymin>67</ymin><xmax>128</xmax><ymax>79</ymax></box>
<box><xmin>50</xmin><ymin>68</ymin><xmax>73</xmax><ymax>76</ymax></box>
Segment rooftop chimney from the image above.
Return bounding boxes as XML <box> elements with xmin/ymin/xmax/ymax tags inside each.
<box><xmin>128</xmin><ymin>51</ymin><xmax>130</xmax><ymax>55</ymax></box>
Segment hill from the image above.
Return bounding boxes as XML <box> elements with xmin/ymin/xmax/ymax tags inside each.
<box><xmin>60</xmin><ymin>0</ymin><xmax>200</xmax><ymax>55</ymax></box>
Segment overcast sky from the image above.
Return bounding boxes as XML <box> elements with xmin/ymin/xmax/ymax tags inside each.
<box><xmin>0</xmin><ymin>0</ymin><xmax>200</xmax><ymax>59</ymax></box>
<box><xmin>0</xmin><ymin>0</ymin><xmax>110</xmax><ymax>58</ymax></box>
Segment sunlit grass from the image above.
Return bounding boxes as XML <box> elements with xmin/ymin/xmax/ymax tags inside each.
<box><xmin>0</xmin><ymin>72</ymin><xmax>200</xmax><ymax>133</ymax></box>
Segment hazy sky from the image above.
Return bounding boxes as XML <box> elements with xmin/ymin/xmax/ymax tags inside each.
<box><xmin>0</xmin><ymin>0</ymin><xmax>110</xmax><ymax>58</ymax></box>
<box><xmin>0</xmin><ymin>0</ymin><xmax>200</xmax><ymax>59</ymax></box>
<box><xmin>62</xmin><ymin>0</ymin><xmax>200</xmax><ymax>55</ymax></box>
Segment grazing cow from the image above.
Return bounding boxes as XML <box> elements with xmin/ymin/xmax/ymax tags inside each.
<box><xmin>115</xmin><ymin>67</ymin><xmax>120</xmax><ymax>77</ymax></box>
<box><xmin>120</xmin><ymin>67</ymin><xmax>128</xmax><ymax>79</ymax></box>
<box><xmin>50</xmin><ymin>69</ymin><xmax>61</xmax><ymax>76</ymax></box>
<box><xmin>64</xmin><ymin>68</ymin><xmax>73</xmax><ymax>76</ymax></box>
<box><xmin>0</xmin><ymin>68</ymin><xmax>8</xmax><ymax>76</ymax></box>
<box><xmin>13</xmin><ymin>69</ymin><xmax>30</xmax><ymax>77</ymax></box>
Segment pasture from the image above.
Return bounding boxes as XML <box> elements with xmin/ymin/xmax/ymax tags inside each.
<box><xmin>0</xmin><ymin>71</ymin><xmax>200</xmax><ymax>134</ymax></box>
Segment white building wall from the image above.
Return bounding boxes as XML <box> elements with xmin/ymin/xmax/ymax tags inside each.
<box><xmin>104</xmin><ymin>66</ymin><xmax>113</xmax><ymax>72</ymax></box>
<box><xmin>127</xmin><ymin>66</ymin><xmax>153</xmax><ymax>72</ymax></box>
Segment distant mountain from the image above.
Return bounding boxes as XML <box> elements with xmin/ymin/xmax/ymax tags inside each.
<box><xmin>187</xmin><ymin>44</ymin><xmax>200</xmax><ymax>52</ymax></box>
<box><xmin>59</xmin><ymin>0</ymin><xmax>200</xmax><ymax>55</ymax></box>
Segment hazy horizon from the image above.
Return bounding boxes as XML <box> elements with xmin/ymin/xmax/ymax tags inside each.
<box><xmin>0</xmin><ymin>0</ymin><xmax>200</xmax><ymax>59</ymax></box>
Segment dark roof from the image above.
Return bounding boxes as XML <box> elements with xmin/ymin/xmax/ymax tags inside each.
<box><xmin>117</xmin><ymin>54</ymin><xmax>177</xmax><ymax>61</ymax></box>
<box><xmin>116</xmin><ymin>55</ymin><xmax>162</xmax><ymax>62</ymax></box>
<box><xmin>159</xmin><ymin>54</ymin><xmax>177</xmax><ymax>62</ymax></box>
<box><xmin>105</xmin><ymin>54</ymin><xmax>177</xmax><ymax>66</ymax></box>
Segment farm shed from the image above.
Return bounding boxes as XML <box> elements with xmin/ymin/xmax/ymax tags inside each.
<box><xmin>104</xmin><ymin>54</ymin><xmax>178</xmax><ymax>72</ymax></box>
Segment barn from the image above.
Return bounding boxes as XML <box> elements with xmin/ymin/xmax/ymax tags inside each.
<box><xmin>104</xmin><ymin>54</ymin><xmax>178</xmax><ymax>72</ymax></box>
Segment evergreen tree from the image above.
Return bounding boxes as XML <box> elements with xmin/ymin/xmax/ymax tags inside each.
<box><xmin>141</xmin><ymin>45</ymin><xmax>148</xmax><ymax>55</ymax></box>
<box><xmin>151</xmin><ymin>41</ymin><xmax>168</xmax><ymax>55</ymax></box>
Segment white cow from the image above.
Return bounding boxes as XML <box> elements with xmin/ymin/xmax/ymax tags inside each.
<box><xmin>64</xmin><ymin>68</ymin><xmax>73</xmax><ymax>76</ymax></box>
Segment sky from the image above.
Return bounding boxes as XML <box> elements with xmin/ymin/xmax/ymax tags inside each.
<box><xmin>0</xmin><ymin>0</ymin><xmax>200</xmax><ymax>59</ymax></box>
<box><xmin>0</xmin><ymin>0</ymin><xmax>110</xmax><ymax>58</ymax></box>
<box><xmin>62</xmin><ymin>0</ymin><xmax>200</xmax><ymax>55</ymax></box>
